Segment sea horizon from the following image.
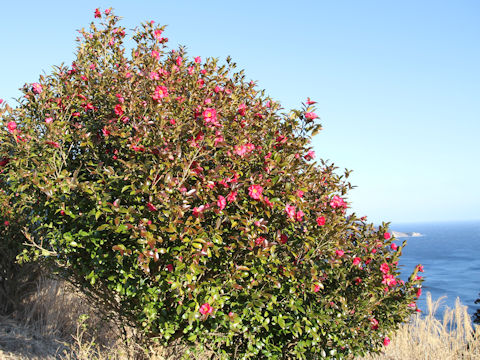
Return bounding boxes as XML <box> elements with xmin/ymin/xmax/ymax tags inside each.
<box><xmin>384</xmin><ymin>220</ymin><xmax>480</xmax><ymax>318</ymax></box>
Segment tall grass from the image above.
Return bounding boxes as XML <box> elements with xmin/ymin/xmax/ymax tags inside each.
<box><xmin>361</xmin><ymin>293</ymin><xmax>480</xmax><ymax>360</ymax></box>
<box><xmin>1</xmin><ymin>277</ymin><xmax>479</xmax><ymax>359</ymax></box>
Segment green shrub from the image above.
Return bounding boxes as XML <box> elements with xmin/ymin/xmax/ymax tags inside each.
<box><xmin>0</xmin><ymin>8</ymin><xmax>423</xmax><ymax>359</ymax></box>
<box><xmin>0</xmin><ymin>150</ymin><xmax>42</xmax><ymax>315</ymax></box>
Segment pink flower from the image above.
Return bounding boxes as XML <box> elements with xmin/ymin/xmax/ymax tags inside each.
<box><xmin>149</xmin><ymin>71</ymin><xmax>160</xmax><ymax>80</ymax></box>
<box><xmin>199</xmin><ymin>303</ymin><xmax>213</xmax><ymax>315</ymax></box>
<box><xmin>382</xmin><ymin>274</ymin><xmax>397</xmax><ymax>287</ymax></box>
<box><xmin>285</xmin><ymin>204</ymin><xmax>296</xmax><ymax>219</ymax></box>
<box><xmin>380</xmin><ymin>263</ymin><xmax>390</xmax><ymax>274</ymax></box>
<box><xmin>214</xmin><ymin>134</ymin><xmax>224</xmax><ymax>146</ymax></box>
<box><xmin>296</xmin><ymin>190</ymin><xmax>304</xmax><ymax>198</ymax></box>
<box><xmin>304</xmin><ymin>150</ymin><xmax>315</xmax><ymax>160</ymax></box>
<box><xmin>131</xmin><ymin>144</ymin><xmax>144</xmax><ymax>152</ymax></box>
<box><xmin>384</xmin><ymin>232</ymin><xmax>391</xmax><ymax>240</ymax></box>
<box><xmin>295</xmin><ymin>210</ymin><xmax>304</xmax><ymax>222</ymax></box>
<box><xmin>152</xmin><ymin>85</ymin><xmax>168</xmax><ymax>101</ymax></box>
<box><xmin>0</xmin><ymin>99</ymin><xmax>3</xmax><ymax>104</ymax></box>
<box><xmin>45</xmin><ymin>141</ymin><xmax>60</xmax><ymax>148</ymax></box>
<box><xmin>255</xmin><ymin>237</ymin><xmax>266</xmax><ymax>246</ymax></box>
<box><xmin>305</xmin><ymin>112</ymin><xmax>318</xmax><ymax>120</ymax></box>
<box><xmin>94</xmin><ymin>8</ymin><xmax>101</xmax><ymax>18</ymax></box>
<box><xmin>245</xmin><ymin>143</ymin><xmax>255</xmax><ymax>152</ymax></box>
<box><xmin>176</xmin><ymin>56</ymin><xmax>183</xmax><ymax>66</ymax></box>
<box><xmin>263</xmin><ymin>197</ymin><xmax>273</xmax><ymax>208</ymax></box>
<box><xmin>104</xmin><ymin>8</ymin><xmax>111</xmax><ymax>15</ymax></box>
<box><xmin>316</xmin><ymin>216</ymin><xmax>326</xmax><ymax>226</ymax></box>
<box><xmin>417</xmin><ymin>265</ymin><xmax>424</xmax><ymax>273</ymax></box>
<box><xmin>193</xmin><ymin>205</ymin><xmax>205</xmax><ymax>217</ymax></box>
<box><xmin>194</xmin><ymin>56</ymin><xmax>201</xmax><ymax>63</ymax></box>
<box><xmin>234</xmin><ymin>145</ymin><xmax>247</xmax><ymax>156</ymax></box>
<box><xmin>7</xmin><ymin>122</ymin><xmax>17</xmax><ymax>132</ymax></box>
<box><xmin>391</xmin><ymin>243</ymin><xmax>398</xmax><ymax>251</ymax></box>
<box><xmin>238</xmin><ymin>103</ymin><xmax>247</xmax><ymax>116</ymax></box>
<box><xmin>330</xmin><ymin>195</ymin><xmax>347</xmax><ymax>209</ymax></box>
<box><xmin>206</xmin><ymin>182</ymin><xmax>215</xmax><ymax>190</ymax></box>
<box><xmin>416</xmin><ymin>288</ymin><xmax>422</xmax><ymax>298</ymax></box>
<box><xmin>114</xmin><ymin>104</ymin><xmax>124</xmax><ymax>116</ymax></box>
<box><xmin>383</xmin><ymin>337</ymin><xmax>390</xmax><ymax>346</ymax></box>
<box><xmin>165</xmin><ymin>264</ymin><xmax>173</xmax><ymax>272</ymax></box>
<box><xmin>306</xmin><ymin>97</ymin><xmax>316</xmax><ymax>105</ymax></box>
<box><xmin>314</xmin><ymin>284</ymin><xmax>321</xmax><ymax>293</ymax></box>
<box><xmin>147</xmin><ymin>203</ymin><xmax>157</xmax><ymax>211</ymax></box>
<box><xmin>226</xmin><ymin>191</ymin><xmax>237</xmax><ymax>202</ymax></box>
<box><xmin>203</xmin><ymin>108</ymin><xmax>217</xmax><ymax>124</ymax></box>
<box><xmin>370</xmin><ymin>318</ymin><xmax>379</xmax><ymax>330</ymax></box>
<box><xmin>279</xmin><ymin>234</ymin><xmax>288</xmax><ymax>244</ymax></box>
<box><xmin>353</xmin><ymin>257</ymin><xmax>361</xmax><ymax>266</ymax></box>
<box><xmin>335</xmin><ymin>249</ymin><xmax>344</xmax><ymax>257</ymax></box>
<box><xmin>154</xmin><ymin>29</ymin><xmax>163</xmax><ymax>39</ymax></box>
<box><xmin>248</xmin><ymin>185</ymin><xmax>263</xmax><ymax>200</ymax></box>
<box><xmin>32</xmin><ymin>83</ymin><xmax>43</xmax><ymax>94</ymax></box>
<box><xmin>116</xmin><ymin>93</ymin><xmax>125</xmax><ymax>103</ymax></box>
<box><xmin>217</xmin><ymin>195</ymin><xmax>226</xmax><ymax>210</ymax></box>
<box><xmin>151</xmin><ymin>50</ymin><xmax>160</xmax><ymax>60</ymax></box>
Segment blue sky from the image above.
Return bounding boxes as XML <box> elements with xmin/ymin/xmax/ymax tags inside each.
<box><xmin>1</xmin><ymin>1</ymin><xmax>478</xmax><ymax>223</ymax></box>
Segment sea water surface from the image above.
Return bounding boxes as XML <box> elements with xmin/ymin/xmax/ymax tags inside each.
<box><xmin>392</xmin><ymin>220</ymin><xmax>480</xmax><ymax>317</ymax></box>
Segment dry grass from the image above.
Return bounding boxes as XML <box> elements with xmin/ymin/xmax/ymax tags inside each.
<box><xmin>0</xmin><ymin>276</ymin><xmax>127</xmax><ymax>359</ymax></box>
<box><xmin>0</xmin><ymin>276</ymin><xmax>209</xmax><ymax>360</ymax></box>
<box><xmin>361</xmin><ymin>293</ymin><xmax>480</xmax><ymax>360</ymax></box>
<box><xmin>1</xmin><ymin>276</ymin><xmax>479</xmax><ymax>359</ymax></box>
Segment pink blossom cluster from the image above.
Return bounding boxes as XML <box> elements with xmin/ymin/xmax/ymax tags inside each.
<box><xmin>330</xmin><ymin>195</ymin><xmax>347</xmax><ymax>209</ymax></box>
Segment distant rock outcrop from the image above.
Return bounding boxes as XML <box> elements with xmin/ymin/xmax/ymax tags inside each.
<box><xmin>392</xmin><ymin>231</ymin><xmax>423</xmax><ymax>238</ymax></box>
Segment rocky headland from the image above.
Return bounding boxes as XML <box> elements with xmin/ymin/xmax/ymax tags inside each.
<box><xmin>392</xmin><ymin>231</ymin><xmax>423</xmax><ymax>238</ymax></box>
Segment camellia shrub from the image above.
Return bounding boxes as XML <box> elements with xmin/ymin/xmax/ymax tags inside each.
<box><xmin>0</xmin><ymin>175</ymin><xmax>41</xmax><ymax>315</ymax></box>
<box><xmin>0</xmin><ymin>9</ymin><xmax>423</xmax><ymax>359</ymax></box>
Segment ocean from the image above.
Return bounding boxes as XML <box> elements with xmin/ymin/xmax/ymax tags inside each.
<box><xmin>392</xmin><ymin>220</ymin><xmax>480</xmax><ymax>318</ymax></box>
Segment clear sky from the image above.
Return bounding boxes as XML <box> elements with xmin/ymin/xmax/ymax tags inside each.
<box><xmin>1</xmin><ymin>1</ymin><xmax>478</xmax><ymax>224</ymax></box>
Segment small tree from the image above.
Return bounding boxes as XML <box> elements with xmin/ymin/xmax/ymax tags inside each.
<box><xmin>0</xmin><ymin>9</ymin><xmax>423</xmax><ymax>359</ymax></box>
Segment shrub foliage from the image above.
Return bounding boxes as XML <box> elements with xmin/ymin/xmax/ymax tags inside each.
<box><xmin>0</xmin><ymin>9</ymin><xmax>423</xmax><ymax>359</ymax></box>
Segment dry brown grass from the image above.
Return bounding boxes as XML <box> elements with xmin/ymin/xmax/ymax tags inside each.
<box><xmin>1</xmin><ymin>276</ymin><xmax>479</xmax><ymax>359</ymax></box>
<box><xmin>361</xmin><ymin>293</ymin><xmax>480</xmax><ymax>360</ymax></box>
<box><xmin>0</xmin><ymin>276</ymin><xmax>127</xmax><ymax>359</ymax></box>
<box><xmin>0</xmin><ymin>276</ymin><xmax>209</xmax><ymax>360</ymax></box>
